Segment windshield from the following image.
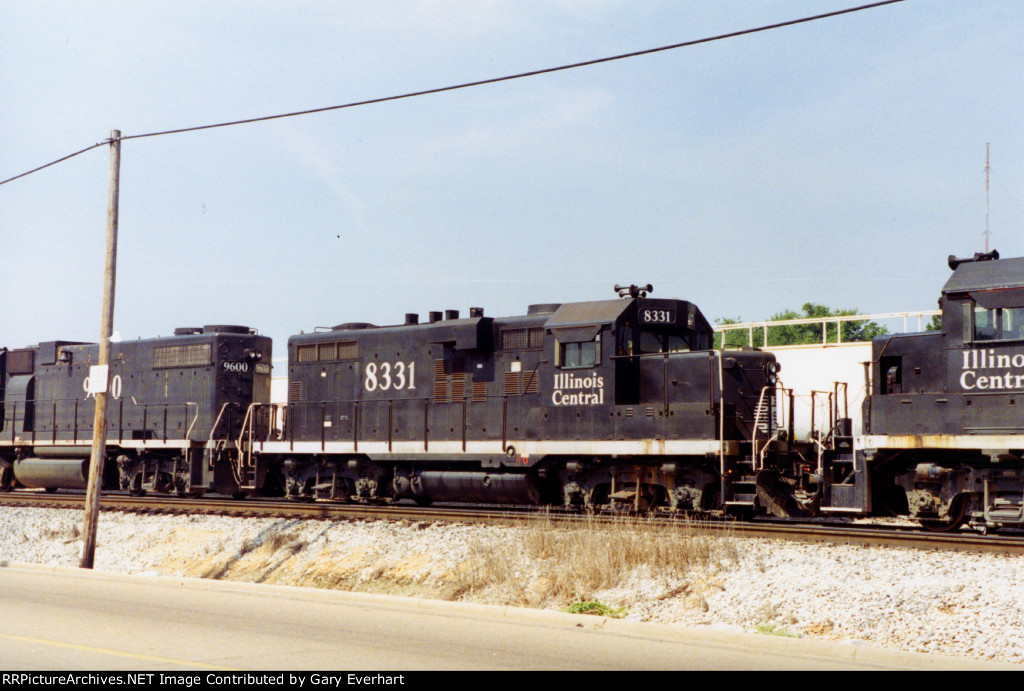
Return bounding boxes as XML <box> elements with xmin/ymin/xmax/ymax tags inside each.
<box><xmin>639</xmin><ymin>330</ymin><xmax>690</xmax><ymax>354</ymax></box>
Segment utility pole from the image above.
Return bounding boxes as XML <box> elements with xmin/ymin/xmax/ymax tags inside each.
<box><xmin>81</xmin><ymin>130</ymin><xmax>121</xmax><ymax>569</ymax></box>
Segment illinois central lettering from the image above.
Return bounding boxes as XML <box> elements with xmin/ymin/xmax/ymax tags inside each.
<box><xmin>959</xmin><ymin>348</ymin><xmax>1024</xmax><ymax>390</ymax></box>
<box><xmin>552</xmin><ymin>372</ymin><xmax>605</xmax><ymax>405</ymax></box>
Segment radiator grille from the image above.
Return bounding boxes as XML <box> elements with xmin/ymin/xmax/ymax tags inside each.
<box><xmin>296</xmin><ymin>340</ymin><xmax>358</xmax><ymax>363</ymax></box>
<box><xmin>500</xmin><ymin>327</ymin><xmax>544</xmax><ymax>350</ymax></box>
<box><xmin>153</xmin><ymin>343</ymin><xmax>212</xmax><ymax>369</ymax></box>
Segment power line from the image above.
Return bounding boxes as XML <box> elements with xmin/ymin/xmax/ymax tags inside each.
<box><xmin>0</xmin><ymin>140</ymin><xmax>109</xmax><ymax>186</ymax></box>
<box><xmin>1</xmin><ymin>0</ymin><xmax>904</xmax><ymax>187</ymax></box>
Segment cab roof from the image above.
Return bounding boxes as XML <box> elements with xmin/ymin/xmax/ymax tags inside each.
<box><xmin>943</xmin><ymin>255</ymin><xmax>1024</xmax><ymax>298</ymax></box>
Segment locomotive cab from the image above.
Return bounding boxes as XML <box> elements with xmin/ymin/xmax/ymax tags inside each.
<box><xmin>866</xmin><ymin>251</ymin><xmax>1024</xmax><ymax>436</ymax></box>
<box><xmin>544</xmin><ymin>293</ymin><xmax>711</xmax><ymax>408</ymax></box>
<box><xmin>863</xmin><ymin>250</ymin><xmax>1024</xmax><ymax>530</ymax></box>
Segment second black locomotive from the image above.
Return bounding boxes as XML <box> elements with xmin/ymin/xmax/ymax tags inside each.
<box><xmin>241</xmin><ymin>285</ymin><xmax>786</xmax><ymax>513</ymax></box>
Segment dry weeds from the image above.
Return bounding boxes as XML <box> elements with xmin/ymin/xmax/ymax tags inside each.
<box><xmin>446</xmin><ymin>514</ymin><xmax>739</xmax><ymax>609</ymax></box>
<box><xmin>137</xmin><ymin>514</ymin><xmax>739</xmax><ymax>618</ymax></box>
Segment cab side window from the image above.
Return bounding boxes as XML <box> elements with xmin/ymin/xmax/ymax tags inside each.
<box><xmin>974</xmin><ymin>307</ymin><xmax>997</xmax><ymax>341</ymax></box>
<box><xmin>1003</xmin><ymin>308</ymin><xmax>1024</xmax><ymax>340</ymax></box>
<box><xmin>970</xmin><ymin>304</ymin><xmax>1024</xmax><ymax>342</ymax></box>
<box><xmin>558</xmin><ymin>337</ymin><xmax>600</xmax><ymax>369</ymax></box>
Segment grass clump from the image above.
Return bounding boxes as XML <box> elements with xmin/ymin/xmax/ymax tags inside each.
<box><xmin>754</xmin><ymin>622</ymin><xmax>800</xmax><ymax>638</ymax></box>
<box><xmin>446</xmin><ymin>513</ymin><xmax>738</xmax><ymax>611</ymax></box>
<box><xmin>562</xmin><ymin>601</ymin><xmax>627</xmax><ymax>618</ymax></box>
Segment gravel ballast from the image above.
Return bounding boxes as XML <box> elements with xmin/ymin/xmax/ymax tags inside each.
<box><xmin>2</xmin><ymin>507</ymin><xmax>1022</xmax><ymax>666</ymax></box>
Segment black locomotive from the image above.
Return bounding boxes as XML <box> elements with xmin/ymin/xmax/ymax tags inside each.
<box><xmin>4</xmin><ymin>254</ymin><xmax>1024</xmax><ymax>532</ymax></box>
<box><xmin>241</xmin><ymin>285</ymin><xmax>786</xmax><ymax>512</ymax></box>
<box><xmin>0</xmin><ymin>326</ymin><xmax>271</xmax><ymax>496</ymax></box>
<box><xmin>861</xmin><ymin>250</ymin><xmax>1024</xmax><ymax>530</ymax></box>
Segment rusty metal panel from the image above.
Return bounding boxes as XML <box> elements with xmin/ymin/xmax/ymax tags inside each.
<box><xmin>7</xmin><ymin>349</ymin><xmax>34</xmax><ymax>375</ymax></box>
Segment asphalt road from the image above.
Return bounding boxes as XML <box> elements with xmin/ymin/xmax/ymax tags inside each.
<box><xmin>0</xmin><ymin>562</ymin><xmax>1003</xmax><ymax>671</ymax></box>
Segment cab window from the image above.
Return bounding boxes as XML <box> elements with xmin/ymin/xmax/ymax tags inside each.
<box><xmin>974</xmin><ymin>307</ymin><xmax>997</xmax><ymax>341</ymax></box>
<box><xmin>972</xmin><ymin>305</ymin><xmax>1024</xmax><ymax>342</ymax></box>
<box><xmin>640</xmin><ymin>331</ymin><xmax>690</xmax><ymax>354</ymax></box>
<box><xmin>558</xmin><ymin>336</ymin><xmax>600</xmax><ymax>369</ymax></box>
<box><xmin>1004</xmin><ymin>308</ymin><xmax>1024</xmax><ymax>340</ymax></box>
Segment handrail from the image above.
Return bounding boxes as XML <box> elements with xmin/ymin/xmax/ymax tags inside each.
<box><xmin>2</xmin><ymin>397</ymin><xmax>200</xmax><ymax>444</ymax></box>
<box><xmin>751</xmin><ymin>384</ymin><xmax>786</xmax><ymax>472</ymax></box>
<box><xmin>210</xmin><ymin>402</ymin><xmax>233</xmax><ymax>445</ymax></box>
<box><xmin>234</xmin><ymin>402</ymin><xmax>289</xmax><ymax>487</ymax></box>
<box><xmin>715</xmin><ymin>309</ymin><xmax>941</xmax><ymax>348</ymax></box>
<box><xmin>717</xmin><ymin>353</ymin><xmax>725</xmax><ymax>501</ymax></box>
<box><xmin>233</xmin><ymin>402</ymin><xmax>258</xmax><ymax>489</ymax></box>
<box><xmin>183</xmin><ymin>402</ymin><xmax>200</xmax><ymax>440</ymax></box>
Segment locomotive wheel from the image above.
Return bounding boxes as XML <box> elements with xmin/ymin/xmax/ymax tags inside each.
<box><xmin>328</xmin><ymin>477</ymin><xmax>354</xmax><ymax>503</ymax></box>
<box><xmin>631</xmin><ymin>492</ymin><xmax>654</xmax><ymax>513</ymax></box>
<box><xmin>919</xmin><ymin>497</ymin><xmax>968</xmax><ymax>533</ymax></box>
<box><xmin>128</xmin><ymin>473</ymin><xmax>146</xmax><ymax>497</ymax></box>
<box><xmin>0</xmin><ymin>467</ymin><xmax>14</xmax><ymax>492</ymax></box>
<box><xmin>698</xmin><ymin>487</ymin><xmax>720</xmax><ymax>512</ymax></box>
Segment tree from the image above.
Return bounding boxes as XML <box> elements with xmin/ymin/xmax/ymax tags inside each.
<box><xmin>765</xmin><ymin>303</ymin><xmax>887</xmax><ymax>345</ymax></box>
<box><xmin>713</xmin><ymin>317</ymin><xmax>756</xmax><ymax>349</ymax></box>
<box><xmin>715</xmin><ymin>304</ymin><xmax>889</xmax><ymax>348</ymax></box>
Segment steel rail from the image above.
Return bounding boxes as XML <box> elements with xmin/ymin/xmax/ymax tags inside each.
<box><xmin>1</xmin><ymin>491</ymin><xmax>1021</xmax><ymax>555</ymax></box>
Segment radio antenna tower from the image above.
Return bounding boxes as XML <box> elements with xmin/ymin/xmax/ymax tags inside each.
<box><xmin>984</xmin><ymin>143</ymin><xmax>991</xmax><ymax>252</ymax></box>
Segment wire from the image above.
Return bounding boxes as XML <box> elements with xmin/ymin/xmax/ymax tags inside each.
<box><xmin>0</xmin><ymin>141</ymin><xmax>109</xmax><ymax>186</ymax></box>
<box><xmin>1</xmin><ymin>0</ymin><xmax>904</xmax><ymax>187</ymax></box>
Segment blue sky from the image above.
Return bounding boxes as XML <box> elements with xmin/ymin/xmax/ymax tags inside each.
<box><xmin>2</xmin><ymin>1</ymin><xmax>1022</xmax><ymax>354</ymax></box>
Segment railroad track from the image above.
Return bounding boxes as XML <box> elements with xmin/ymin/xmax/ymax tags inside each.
<box><xmin>2</xmin><ymin>490</ymin><xmax>1023</xmax><ymax>555</ymax></box>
